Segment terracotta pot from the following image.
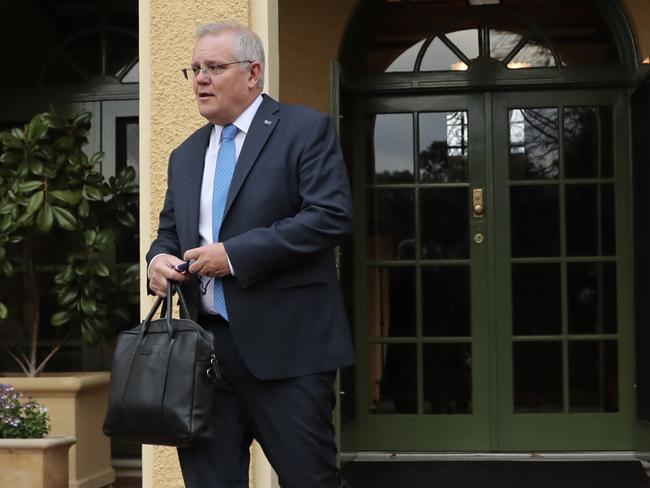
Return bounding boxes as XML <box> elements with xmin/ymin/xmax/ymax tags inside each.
<box><xmin>0</xmin><ymin>436</ymin><xmax>76</xmax><ymax>488</ymax></box>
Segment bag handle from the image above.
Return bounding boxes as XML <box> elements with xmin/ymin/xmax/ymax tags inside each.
<box><xmin>138</xmin><ymin>280</ymin><xmax>190</xmax><ymax>343</ymax></box>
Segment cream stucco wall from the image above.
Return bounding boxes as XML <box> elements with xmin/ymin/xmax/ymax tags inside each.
<box><xmin>278</xmin><ymin>0</ymin><xmax>357</xmax><ymax>112</ymax></box>
<box><xmin>622</xmin><ymin>0</ymin><xmax>650</xmax><ymax>62</ymax></box>
<box><xmin>139</xmin><ymin>0</ymin><xmax>278</xmax><ymax>486</ymax></box>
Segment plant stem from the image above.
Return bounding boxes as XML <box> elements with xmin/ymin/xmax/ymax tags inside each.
<box><xmin>24</xmin><ymin>235</ymin><xmax>40</xmax><ymax>377</ymax></box>
<box><xmin>34</xmin><ymin>330</ymin><xmax>72</xmax><ymax>376</ymax></box>
<box><xmin>4</xmin><ymin>348</ymin><xmax>30</xmax><ymax>375</ymax></box>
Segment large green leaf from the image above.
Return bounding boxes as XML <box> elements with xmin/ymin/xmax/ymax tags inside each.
<box><xmin>89</xmin><ymin>260</ymin><xmax>110</xmax><ymax>277</ymax></box>
<box><xmin>10</xmin><ymin>127</ymin><xmax>24</xmax><ymax>141</ymax></box>
<box><xmin>84</xmin><ymin>229</ymin><xmax>97</xmax><ymax>246</ymax></box>
<box><xmin>0</xmin><ymin>302</ymin><xmax>7</xmax><ymax>320</ymax></box>
<box><xmin>79</xmin><ymin>295</ymin><xmax>97</xmax><ymax>315</ymax></box>
<box><xmin>73</xmin><ymin>110</ymin><xmax>92</xmax><ymax>128</ymax></box>
<box><xmin>0</xmin><ymin>215</ymin><xmax>12</xmax><ymax>233</ymax></box>
<box><xmin>28</xmin><ymin>160</ymin><xmax>44</xmax><ymax>175</ymax></box>
<box><xmin>24</xmin><ymin>190</ymin><xmax>44</xmax><ymax>217</ymax></box>
<box><xmin>49</xmin><ymin>190</ymin><xmax>82</xmax><ymax>205</ymax></box>
<box><xmin>0</xmin><ymin>149</ymin><xmax>22</xmax><ymax>162</ymax></box>
<box><xmin>26</xmin><ymin>114</ymin><xmax>50</xmax><ymax>140</ymax></box>
<box><xmin>54</xmin><ymin>266</ymin><xmax>75</xmax><ymax>285</ymax></box>
<box><xmin>117</xmin><ymin>211</ymin><xmax>137</xmax><ymax>228</ymax></box>
<box><xmin>51</xmin><ymin>206</ymin><xmax>77</xmax><ymax>231</ymax></box>
<box><xmin>78</xmin><ymin>199</ymin><xmax>89</xmax><ymax>218</ymax></box>
<box><xmin>89</xmin><ymin>152</ymin><xmax>104</xmax><ymax>167</ymax></box>
<box><xmin>1</xmin><ymin>259</ymin><xmax>14</xmax><ymax>277</ymax></box>
<box><xmin>85</xmin><ymin>185</ymin><xmax>103</xmax><ymax>201</ymax></box>
<box><xmin>58</xmin><ymin>286</ymin><xmax>79</xmax><ymax>306</ymax></box>
<box><xmin>0</xmin><ymin>202</ymin><xmax>15</xmax><ymax>214</ymax></box>
<box><xmin>35</xmin><ymin>203</ymin><xmax>53</xmax><ymax>233</ymax></box>
<box><xmin>51</xmin><ymin>310</ymin><xmax>74</xmax><ymax>326</ymax></box>
<box><xmin>17</xmin><ymin>181</ymin><xmax>43</xmax><ymax>193</ymax></box>
<box><xmin>116</xmin><ymin>166</ymin><xmax>136</xmax><ymax>188</ymax></box>
<box><xmin>95</xmin><ymin>230</ymin><xmax>112</xmax><ymax>246</ymax></box>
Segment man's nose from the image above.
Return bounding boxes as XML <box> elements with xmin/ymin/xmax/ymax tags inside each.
<box><xmin>195</xmin><ymin>68</ymin><xmax>211</xmax><ymax>83</ymax></box>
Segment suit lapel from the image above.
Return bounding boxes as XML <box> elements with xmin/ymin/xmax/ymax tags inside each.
<box><xmin>223</xmin><ymin>95</ymin><xmax>280</xmax><ymax>219</ymax></box>
<box><xmin>186</xmin><ymin>124</ymin><xmax>213</xmax><ymax>248</ymax></box>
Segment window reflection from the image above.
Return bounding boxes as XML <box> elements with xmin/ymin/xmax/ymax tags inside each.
<box><xmin>367</xmin><ymin>189</ymin><xmax>415</xmax><ymax>260</ymax></box>
<box><xmin>490</xmin><ymin>30</ymin><xmax>524</xmax><ymax>61</ymax></box>
<box><xmin>422</xmin><ymin>266</ymin><xmax>471</xmax><ymax>337</ymax></box>
<box><xmin>421</xmin><ymin>188</ymin><xmax>470</xmax><ymax>259</ymax></box>
<box><xmin>419</xmin><ymin>111</ymin><xmax>469</xmax><ymax>183</ymax></box>
<box><xmin>367</xmin><ymin>266</ymin><xmax>416</xmax><ymax>338</ymax></box>
<box><xmin>512</xmin><ymin>264</ymin><xmax>562</xmax><ymax>335</ymax></box>
<box><xmin>423</xmin><ymin>344</ymin><xmax>472</xmax><ymax>414</ymax></box>
<box><xmin>567</xmin><ymin>262</ymin><xmax>617</xmax><ymax>335</ymax></box>
<box><xmin>514</xmin><ymin>341</ymin><xmax>563</xmax><ymax>413</ymax></box>
<box><xmin>386</xmin><ymin>39</ymin><xmax>423</xmax><ymax>72</ymax></box>
<box><xmin>566</xmin><ymin>184</ymin><xmax>616</xmax><ymax>257</ymax></box>
<box><xmin>509</xmin><ymin>108</ymin><xmax>559</xmax><ymax>180</ymax></box>
<box><xmin>564</xmin><ymin>106</ymin><xmax>614</xmax><ymax>178</ymax></box>
<box><xmin>510</xmin><ymin>186</ymin><xmax>560</xmax><ymax>257</ymax></box>
<box><xmin>371</xmin><ymin>114</ymin><xmax>414</xmax><ymax>183</ymax></box>
<box><xmin>420</xmin><ymin>38</ymin><xmax>461</xmax><ymax>72</ymax></box>
<box><xmin>447</xmin><ymin>29</ymin><xmax>479</xmax><ymax>61</ymax></box>
<box><xmin>369</xmin><ymin>343</ymin><xmax>417</xmax><ymax>414</ymax></box>
<box><xmin>569</xmin><ymin>341</ymin><xmax>618</xmax><ymax>412</ymax></box>
<box><xmin>508</xmin><ymin>36</ymin><xmax>556</xmax><ymax>69</ymax></box>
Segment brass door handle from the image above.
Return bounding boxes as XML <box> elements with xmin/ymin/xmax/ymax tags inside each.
<box><xmin>473</xmin><ymin>188</ymin><xmax>484</xmax><ymax>217</ymax></box>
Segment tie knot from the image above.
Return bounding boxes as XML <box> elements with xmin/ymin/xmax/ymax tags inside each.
<box><xmin>220</xmin><ymin>124</ymin><xmax>238</xmax><ymax>141</ymax></box>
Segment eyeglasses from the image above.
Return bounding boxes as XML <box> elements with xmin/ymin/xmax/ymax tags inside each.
<box><xmin>181</xmin><ymin>61</ymin><xmax>252</xmax><ymax>80</ymax></box>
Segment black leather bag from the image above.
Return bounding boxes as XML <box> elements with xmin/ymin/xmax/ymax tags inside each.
<box><xmin>103</xmin><ymin>282</ymin><xmax>219</xmax><ymax>446</ymax></box>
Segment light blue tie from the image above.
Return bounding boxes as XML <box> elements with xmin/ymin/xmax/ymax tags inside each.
<box><xmin>212</xmin><ymin>124</ymin><xmax>238</xmax><ymax>319</ymax></box>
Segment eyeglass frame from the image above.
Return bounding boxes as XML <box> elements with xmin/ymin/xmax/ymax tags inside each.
<box><xmin>181</xmin><ymin>61</ymin><xmax>253</xmax><ymax>80</ymax></box>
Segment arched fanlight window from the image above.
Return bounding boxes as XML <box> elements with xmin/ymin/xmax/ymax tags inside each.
<box><xmin>343</xmin><ymin>0</ymin><xmax>624</xmax><ymax>75</ymax></box>
<box><xmin>0</xmin><ymin>0</ymin><xmax>138</xmax><ymax>89</ymax></box>
<box><xmin>38</xmin><ymin>26</ymin><xmax>138</xmax><ymax>87</ymax></box>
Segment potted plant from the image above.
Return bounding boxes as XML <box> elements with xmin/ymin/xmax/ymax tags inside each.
<box><xmin>0</xmin><ymin>108</ymin><xmax>139</xmax><ymax>488</ymax></box>
<box><xmin>0</xmin><ymin>383</ymin><xmax>76</xmax><ymax>488</ymax></box>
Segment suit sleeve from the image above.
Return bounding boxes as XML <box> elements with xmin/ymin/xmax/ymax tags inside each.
<box><xmin>223</xmin><ymin>114</ymin><xmax>353</xmax><ymax>288</ymax></box>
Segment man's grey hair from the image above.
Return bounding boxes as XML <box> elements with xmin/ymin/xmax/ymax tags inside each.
<box><xmin>196</xmin><ymin>21</ymin><xmax>265</xmax><ymax>90</ymax></box>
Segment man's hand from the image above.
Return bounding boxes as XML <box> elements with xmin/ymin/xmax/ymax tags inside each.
<box><xmin>184</xmin><ymin>243</ymin><xmax>231</xmax><ymax>278</ymax></box>
<box><xmin>149</xmin><ymin>254</ymin><xmax>191</xmax><ymax>297</ymax></box>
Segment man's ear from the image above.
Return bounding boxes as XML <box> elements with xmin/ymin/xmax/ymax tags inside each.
<box><xmin>248</xmin><ymin>61</ymin><xmax>262</xmax><ymax>88</ymax></box>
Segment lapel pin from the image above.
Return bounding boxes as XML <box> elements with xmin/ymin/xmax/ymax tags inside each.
<box><xmin>264</xmin><ymin>120</ymin><xmax>272</xmax><ymax>126</ymax></box>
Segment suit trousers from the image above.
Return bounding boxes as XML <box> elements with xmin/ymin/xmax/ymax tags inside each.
<box><xmin>177</xmin><ymin>316</ymin><xmax>351</xmax><ymax>488</ymax></box>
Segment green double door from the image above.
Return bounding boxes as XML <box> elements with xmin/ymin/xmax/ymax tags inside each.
<box><xmin>346</xmin><ymin>89</ymin><xmax>634</xmax><ymax>452</ymax></box>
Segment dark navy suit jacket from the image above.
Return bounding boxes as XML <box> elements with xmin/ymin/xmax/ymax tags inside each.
<box><xmin>146</xmin><ymin>95</ymin><xmax>354</xmax><ymax>380</ymax></box>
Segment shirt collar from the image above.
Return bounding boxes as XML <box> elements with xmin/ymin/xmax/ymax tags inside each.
<box><xmin>215</xmin><ymin>94</ymin><xmax>264</xmax><ymax>136</ymax></box>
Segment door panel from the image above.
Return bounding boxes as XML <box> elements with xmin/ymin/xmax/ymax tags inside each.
<box><xmin>492</xmin><ymin>90</ymin><xmax>633</xmax><ymax>450</ymax></box>
<box><xmin>348</xmin><ymin>94</ymin><xmax>491</xmax><ymax>451</ymax></box>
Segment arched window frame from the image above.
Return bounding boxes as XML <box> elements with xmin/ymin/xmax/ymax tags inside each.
<box><xmin>340</xmin><ymin>0</ymin><xmax>644</xmax><ymax>93</ymax></box>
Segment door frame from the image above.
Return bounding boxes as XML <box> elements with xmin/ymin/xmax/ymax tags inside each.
<box><xmin>340</xmin><ymin>86</ymin><xmax>636</xmax><ymax>453</ymax></box>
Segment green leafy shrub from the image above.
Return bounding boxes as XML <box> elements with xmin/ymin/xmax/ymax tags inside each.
<box><xmin>0</xmin><ymin>109</ymin><xmax>139</xmax><ymax>376</ymax></box>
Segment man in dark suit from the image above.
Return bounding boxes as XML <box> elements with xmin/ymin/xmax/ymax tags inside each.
<box><xmin>146</xmin><ymin>21</ymin><xmax>353</xmax><ymax>488</ymax></box>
